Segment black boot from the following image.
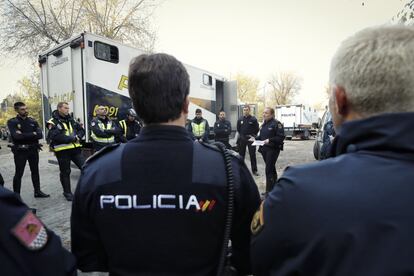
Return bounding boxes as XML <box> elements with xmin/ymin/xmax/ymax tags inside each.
<box><xmin>63</xmin><ymin>192</ymin><xmax>74</xmax><ymax>201</ymax></box>
<box><xmin>34</xmin><ymin>190</ymin><xmax>50</xmax><ymax>198</ymax></box>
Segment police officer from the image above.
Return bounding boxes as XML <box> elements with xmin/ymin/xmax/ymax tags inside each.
<box><xmin>250</xmin><ymin>107</ymin><xmax>285</xmax><ymax>193</ymax></box>
<box><xmin>213</xmin><ymin>110</ymin><xmax>232</xmax><ymax>149</ymax></box>
<box><xmin>47</xmin><ymin>102</ymin><xmax>85</xmax><ymax>201</ymax></box>
<box><xmin>251</xmin><ymin>25</ymin><xmax>414</xmax><ymax>275</ymax></box>
<box><xmin>90</xmin><ymin>105</ymin><xmax>121</xmax><ymax>151</ymax></box>
<box><xmin>188</xmin><ymin>108</ymin><xmax>210</xmax><ymax>142</ymax></box>
<box><xmin>0</xmin><ymin>185</ymin><xmax>77</xmax><ymax>275</ymax></box>
<box><xmin>71</xmin><ymin>53</ymin><xmax>261</xmax><ymax>275</ymax></box>
<box><xmin>237</xmin><ymin>105</ymin><xmax>259</xmax><ymax>175</ymax></box>
<box><xmin>7</xmin><ymin>102</ymin><xmax>49</xmax><ymax>197</ymax></box>
<box><xmin>320</xmin><ymin>119</ymin><xmax>336</xmax><ymax>160</ymax></box>
<box><xmin>118</xmin><ymin>108</ymin><xmax>142</xmax><ymax>142</ymax></box>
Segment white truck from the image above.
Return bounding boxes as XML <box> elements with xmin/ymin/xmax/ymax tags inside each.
<box><xmin>38</xmin><ymin>32</ymin><xmax>238</xmax><ymax>144</ymax></box>
<box><xmin>275</xmin><ymin>104</ymin><xmax>319</xmax><ymax>140</ymax></box>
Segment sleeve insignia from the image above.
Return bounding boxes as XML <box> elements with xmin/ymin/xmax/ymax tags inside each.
<box><xmin>57</xmin><ymin>124</ymin><xmax>63</xmax><ymax>130</ymax></box>
<box><xmin>251</xmin><ymin>202</ymin><xmax>265</xmax><ymax>235</ymax></box>
<box><xmin>17</xmin><ymin>124</ymin><xmax>21</xmax><ymax>129</ymax></box>
<box><xmin>278</xmin><ymin>123</ymin><xmax>283</xmax><ymax>128</ymax></box>
<box><xmin>11</xmin><ymin>211</ymin><xmax>48</xmax><ymax>250</ymax></box>
<box><xmin>91</xmin><ymin>122</ymin><xmax>96</xmax><ymax>127</ymax></box>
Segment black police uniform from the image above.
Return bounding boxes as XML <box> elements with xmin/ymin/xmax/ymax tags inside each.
<box><xmin>90</xmin><ymin>116</ymin><xmax>121</xmax><ymax>151</ymax></box>
<box><xmin>256</xmin><ymin>118</ymin><xmax>285</xmax><ymax>192</ymax></box>
<box><xmin>0</xmin><ymin>185</ymin><xmax>77</xmax><ymax>275</ymax></box>
<box><xmin>48</xmin><ymin>110</ymin><xmax>85</xmax><ymax>199</ymax></box>
<box><xmin>71</xmin><ymin>125</ymin><xmax>260</xmax><ymax>275</ymax></box>
<box><xmin>119</xmin><ymin>118</ymin><xmax>142</xmax><ymax>141</ymax></box>
<box><xmin>251</xmin><ymin>113</ymin><xmax>414</xmax><ymax>275</ymax></box>
<box><xmin>237</xmin><ymin>115</ymin><xmax>259</xmax><ymax>173</ymax></box>
<box><xmin>320</xmin><ymin>120</ymin><xmax>336</xmax><ymax>160</ymax></box>
<box><xmin>213</xmin><ymin>118</ymin><xmax>232</xmax><ymax>149</ymax></box>
<box><xmin>7</xmin><ymin>115</ymin><xmax>46</xmax><ymax>196</ymax></box>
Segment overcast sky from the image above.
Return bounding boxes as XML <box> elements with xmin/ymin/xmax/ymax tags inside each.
<box><xmin>0</xmin><ymin>0</ymin><xmax>406</xmax><ymax>105</ymax></box>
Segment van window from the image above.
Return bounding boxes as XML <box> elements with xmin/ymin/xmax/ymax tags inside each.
<box><xmin>203</xmin><ymin>74</ymin><xmax>212</xmax><ymax>86</ymax></box>
<box><xmin>94</xmin><ymin>41</ymin><xmax>119</xmax><ymax>63</ymax></box>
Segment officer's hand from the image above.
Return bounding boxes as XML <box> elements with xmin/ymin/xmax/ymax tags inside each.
<box><xmin>33</xmin><ymin>132</ymin><xmax>37</xmax><ymax>135</ymax></box>
<box><xmin>16</xmin><ymin>130</ymin><xmax>22</xmax><ymax>134</ymax></box>
<box><xmin>264</xmin><ymin>139</ymin><xmax>269</xmax><ymax>144</ymax></box>
<box><xmin>248</xmin><ymin>137</ymin><xmax>255</xmax><ymax>142</ymax></box>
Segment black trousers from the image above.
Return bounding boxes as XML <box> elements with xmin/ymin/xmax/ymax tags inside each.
<box><xmin>0</xmin><ymin>172</ymin><xmax>4</xmax><ymax>186</ymax></box>
<box><xmin>260</xmin><ymin>147</ymin><xmax>280</xmax><ymax>192</ymax></box>
<box><xmin>12</xmin><ymin>148</ymin><xmax>41</xmax><ymax>194</ymax></box>
<box><xmin>55</xmin><ymin>148</ymin><xmax>85</xmax><ymax>194</ymax></box>
<box><xmin>238</xmin><ymin>139</ymin><xmax>257</xmax><ymax>172</ymax></box>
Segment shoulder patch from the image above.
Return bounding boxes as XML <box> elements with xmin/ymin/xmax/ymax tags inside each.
<box><xmin>11</xmin><ymin>211</ymin><xmax>48</xmax><ymax>251</ymax></box>
<box><xmin>251</xmin><ymin>201</ymin><xmax>265</xmax><ymax>235</ymax></box>
<box><xmin>85</xmin><ymin>143</ymin><xmax>121</xmax><ymax>165</ymax></box>
<box><xmin>278</xmin><ymin>123</ymin><xmax>283</xmax><ymax>128</ymax></box>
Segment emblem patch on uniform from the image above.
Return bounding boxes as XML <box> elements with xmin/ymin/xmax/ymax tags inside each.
<box><xmin>197</xmin><ymin>200</ymin><xmax>216</xmax><ymax>212</ymax></box>
<box><xmin>57</xmin><ymin>124</ymin><xmax>62</xmax><ymax>130</ymax></box>
<box><xmin>11</xmin><ymin>211</ymin><xmax>48</xmax><ymax>250</ymax></box>
<box><xmin>251</xmin><ymin>202</ymin><xmax>265</xmax><ymax>235</ymax></box>
<box><xmin>278</xmin><ymin>123</ymin><xmax>283</xmax><ymax>128</ymax></box>
<box><xmin>17</xmin><ymin>124</ymin><xmax>21</xmax><ymax>129</ymax></box>
<box><xmin>241</xmin><ymin>121</ymin><xmax>243</xmax><ymax>124</ymax></box>
<box><xmin>91</xmin><ymin>122</ymin><xmax>96</xmax><ymax>126</ymax></box>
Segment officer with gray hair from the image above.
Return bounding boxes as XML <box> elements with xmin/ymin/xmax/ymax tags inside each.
<box><xmin>251</xmin><ymin>25</ymin><xmax>414</xmax><ymax>275</ymax></box>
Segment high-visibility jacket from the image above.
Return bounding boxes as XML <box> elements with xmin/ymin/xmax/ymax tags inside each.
<box><xmin>90</xmin><ymin>118</ymin><xmax>115</xmax><ymax>144</ymax></box>
<box><xmin>47</xmin><ymin>115</ymin><xmax>83</xmax><ymax>152</ymax></box>
<box><xmin>191</xmin><ymin>120</ymin><xmax>207</xmax><ymax>138</ymax></box>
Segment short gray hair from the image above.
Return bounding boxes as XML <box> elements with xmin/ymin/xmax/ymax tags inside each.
<box><xmin>329</xmin><ymin>25</ymin><xmax>414</xmax><ymax>116</ymax></box>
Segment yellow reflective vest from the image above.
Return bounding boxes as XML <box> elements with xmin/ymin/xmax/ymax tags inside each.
<box><xmin>90</xmin><ymin>119</ymin><xmax>115</xmax><ymax>144</ymax></box>
<box><xmin>47</xmin><ymin>119</ymin><xmax>82</xmax><ymax>152</ymax></box>
<box><xmin>191</xmin><ymin>120</ymin><xmax>207</xmax><ymax>138</ymax></box>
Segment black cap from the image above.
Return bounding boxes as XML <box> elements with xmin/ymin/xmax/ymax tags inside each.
<box><xmin>195</xmin><ymin>108</ymin><xmax>202</xmax><ymax>113</ymax></box>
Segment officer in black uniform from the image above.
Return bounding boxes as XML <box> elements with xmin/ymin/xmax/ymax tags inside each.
<box><xmin>251</xmin><ymin>107</ymin><xmax>285</xmax><ymax>193</ymax></box>
<box><xmin>47</xmin><ymin>102</ymin><xmax>85</xmax><ymax>201</ymax></box>
<box><xmin>214</xmin><ymin>110</ymin><xmax>232</xmax><ymax>149</ymax></box>
<box><xmin>90</xmin><ymin>105</ymin><xmax>122</xmax><ymax>151</ymax></box>
<box><xmin>118</xmin><ymin>108</ymin><xmax>142</xmax><ymax>142</ymax></box>
<box><xmin>7</xmin><ymin>102</ymin><xmax>49</xmax><ymax>197</ymax></box>
<box><xmin>71</xmin><ymin>53</ymin><xmax>261</xmax><ymax>275</ymax></box>
<box><xmin>237</xmin><ymin>105</ymin><xmax>259</xmax><ymax>175</ymax></box>
<box><xmin>0</xmin><ymin>185</ymin><xmax>76</xmax><ymax>275</ymax></box>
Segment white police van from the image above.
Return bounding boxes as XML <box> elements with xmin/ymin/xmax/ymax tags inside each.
<box><xmin>39</xmin><ymin>32</ymin><xmax>238</xmax><ymax>143</ymax></box>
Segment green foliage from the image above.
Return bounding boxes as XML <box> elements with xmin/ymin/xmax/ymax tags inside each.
<box><xmin>234</xmin><ymin>73</ymin><xmax>260</xmax><ymax>104</ymax></box>
<box><xmin>0</xmin><ymin>75</ymin><xmax>42</xmax><ymax>127</ymax></box>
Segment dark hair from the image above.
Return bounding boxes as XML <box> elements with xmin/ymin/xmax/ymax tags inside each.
<box><xmin>195</xmin><ymin>108</ymin><xmax>202</xmax><ymax>114</ymax></box>
<box><xmin>243</xmin><ymin>105</ymin><xmax>251</xmax><ymax>110</ymax></box>
<box><xmin>128</xmin><ymin>53</ymin><xmax>190</xmax><ymax>124</ymax></box>
<box><xmin>57</xmin><ymin>102</ymin><xmax>69</xmax><ymax>108</ymax></box>
<box><xmin>14</xmin><ymin>102</ymin><xmax>26</xmax><ymax>110</ymax></box>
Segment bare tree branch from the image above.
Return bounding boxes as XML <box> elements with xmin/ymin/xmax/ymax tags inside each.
<box><xmin>267</xmin><ymin>72</ymin><xmax>302</xmax><ymax>106</ymax></box>
<box><xmin>0</xmin><ymin>0</ymin><xmax>158</xmax><ymax>58</ymax></box>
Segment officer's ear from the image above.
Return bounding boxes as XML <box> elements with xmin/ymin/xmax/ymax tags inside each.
<box><xmin>333</xmin><ymin>86</ymin><xmax>349</xmax><ymax>117</ymax></box>
<box><xmin>182</xmin><ymin>96</ymin><xmax>189</xmax><ymax>115</ymax></box>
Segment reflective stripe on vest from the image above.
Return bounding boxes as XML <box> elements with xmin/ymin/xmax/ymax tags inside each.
<box><xmin>191</xmin><ymin>121</ymin><xmax>206</xmax><ymax>138</ymax></box>
<box><xmin>119</xmin><ymin>120</ymin><xmax>127</xmax><ymax>137</ymax></box>
<box><xmin>91</xmin><ymin>120</ymin><xmax>115</xmax><ymax>144</ymax></box>
<box><xmin>53</xmin><ymin>121</ymin><xmax>82</xmax><ymax>152</ymax></box>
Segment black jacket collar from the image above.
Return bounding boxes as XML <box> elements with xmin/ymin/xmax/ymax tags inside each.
<box><xmin>331</xmin><ymin>113</ymin><xmax>414</xmax><ymax>158</ymax></box>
